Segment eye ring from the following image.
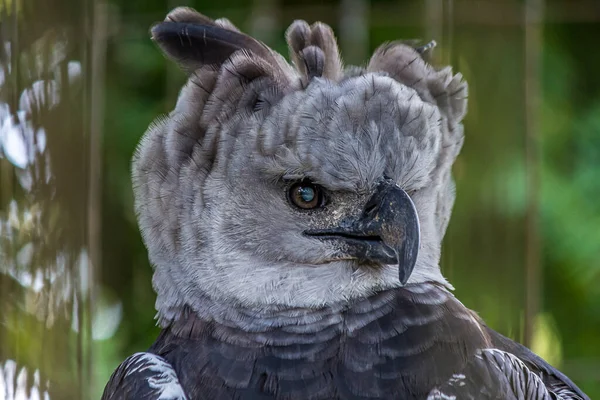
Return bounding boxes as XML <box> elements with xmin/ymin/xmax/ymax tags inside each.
<box><xmin>288</xmin><ymin>181</ymin><xmax>325</xmax><ymax>210</ymax></box>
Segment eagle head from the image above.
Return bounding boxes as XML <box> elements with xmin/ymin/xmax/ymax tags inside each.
<box><xmin>133</xmin><ymin>7</ymin><xmax>467</xmax><ymax>324</ymax></box>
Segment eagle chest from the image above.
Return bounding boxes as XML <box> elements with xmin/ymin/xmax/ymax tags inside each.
<box><xmin>149</xmin><ymin>288</ymin><xmax>488</xmax><ymax>399</ymax></box>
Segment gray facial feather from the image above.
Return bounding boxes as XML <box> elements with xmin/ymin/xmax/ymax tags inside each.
<box><xmin>134</xmin><ymin>7</ymin><xmax>467</xmax><ymax>325</ymax></box>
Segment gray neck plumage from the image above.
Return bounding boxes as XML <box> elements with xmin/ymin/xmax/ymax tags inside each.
<box><xmin>158</xmin><ymin>288</ymin><xmax>364</xmax><ymax>333</ymax></box>
<box><xmin>156</xmin><ymin>282</ymin><xmax>487</xmax><ymax>341</ymax></box>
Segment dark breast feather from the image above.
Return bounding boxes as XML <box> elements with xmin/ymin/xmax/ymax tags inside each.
<box><xmin>149</xmin><ymin>283</ymin><xmax>491</xmax><ymax>399</ymax></box>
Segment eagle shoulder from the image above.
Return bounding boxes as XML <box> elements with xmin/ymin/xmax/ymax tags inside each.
<box><xmin>428</xmin><ymin>327</ymin><xmax>589</xmax><ymax>400</ymax></box>
<box><xmin>101</xmin><ymin>352</ymin><xmax>188</xmax><ymax>400</ymax></box>
<box><xmin>486</xmin><ymin>327</ymin><xmax>589</xmax><ymax>400</ymax></box>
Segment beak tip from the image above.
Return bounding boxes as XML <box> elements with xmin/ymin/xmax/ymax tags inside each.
<box><xmin>398</xmin><ymin>264</ymin><xmax>411</xmax><ymax>286</ymax></box>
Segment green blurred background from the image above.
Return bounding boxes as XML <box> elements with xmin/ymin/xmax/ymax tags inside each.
<box><xmin>1</xmin><ymin>0</ymin><xmax>599</xmax><ymax>398</ymax></box>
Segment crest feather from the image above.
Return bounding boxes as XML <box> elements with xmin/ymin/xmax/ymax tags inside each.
<box><xmin>367</xmin><ymin>42</ymin><xmax>468</xmax><ymax>125</ymax></box>
<box><xmin>286</xmin><ymin>20</ymin><xmax>343</xmax><ymax>84</ymax></box>
<box><xmin>151</xmin><ymin>7</ymin><xmax>282</xmax><ymax>75</ymax></box>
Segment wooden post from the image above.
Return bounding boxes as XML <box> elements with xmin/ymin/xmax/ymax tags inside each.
<box><xmin>88</xmin><ymin>1</ymin><xmax>109</xmax><ymax>397</ymax></box>
<box><xmin>249</xmin><ymin>0</ymin><xmax>279</xmax><ymax>43</ymax></box>
<box><xmin>524</xmin><ymin>0</ymin><xmax>544</xmax><ymax>348</ymax></box>
<box><xmin>339</xmin><ymin>0</ymin><xmax>369</xmax><ymax>65</ymax></box>
<box><xmin>424</xmin><ymin>0</ymin><xmax>454</xmax><ymax>65</ymax></box>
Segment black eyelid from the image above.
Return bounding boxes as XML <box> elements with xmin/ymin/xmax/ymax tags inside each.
<box><xmin>282</xmin><ymin>175</ymin><xmax>311</xmax><ymax>182</ymax></box>
<box><xmin>283</xmin><ymin>178</ymin><xmax>318</xmax><ymax>192</ymax></box>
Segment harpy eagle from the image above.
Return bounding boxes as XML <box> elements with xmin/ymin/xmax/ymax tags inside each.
<box><xmin>102</xmin><ymin>7</ymin><xmax>589</xmax><ymax>400</ymax></box>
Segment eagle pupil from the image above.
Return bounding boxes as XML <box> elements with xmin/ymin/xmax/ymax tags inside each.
<box><xmin>288</xmin><ymin>181</ymin><xmax>323</xmax><ymax>210</ymax></box>
<box><xmin>300</xmin><ymin>187</ymin><xmax>315</xmax><ymax>202</ymax></box>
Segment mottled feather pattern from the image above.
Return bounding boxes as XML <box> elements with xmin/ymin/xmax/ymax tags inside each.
<box><xmin>426</xmin><ymin>329</ymin><xmax>591</xmax><ymax>400</ymax></box>
<box><xmin>102</xmin><ymin>353</ymin><xmax>187</xmax><ymax>400</ymax></box>
<box><xmin>430</xmin><ymin>349</ymin><xmax>574</xmax><ymax>400</ymax></box>
<box><xmin>485</xmin><ymin>328</ymin><xmax>589</xmax><ymax>400</ymax></box>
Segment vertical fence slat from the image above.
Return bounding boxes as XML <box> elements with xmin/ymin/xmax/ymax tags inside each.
<box><xmin>524</xmin><ymin>0</ymin><xmax>544</xmax><ymax>348</ymax></box>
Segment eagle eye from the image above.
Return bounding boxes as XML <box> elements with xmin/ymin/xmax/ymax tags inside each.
<box><xmin>288</xmin><ymin>181</ymin><xmax>325</xmax><ymax>210</ymax></box>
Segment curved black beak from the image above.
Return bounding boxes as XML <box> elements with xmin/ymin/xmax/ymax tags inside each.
<box><xmin>304</xmin><ymin>178</ymin><xmax>420</xmax><ymax>285</ymax></box>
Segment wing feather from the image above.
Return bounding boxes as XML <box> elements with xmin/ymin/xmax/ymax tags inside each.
<box><xmin>101</xmin><ymin>352</ymin><xmax>188</xmax><ymax>400</ymax></box>
<box><xmin>429</xmin><ymin>349</ymin><xmax>558</xmax><ymax>399</ymax></box>
<box><xmin>486</xmin><ymin>327</ymin><xmax>588</xmax><ymax>400</ymax></box>
<box><xmin>428</xmin><ymin>327</ymin><xmax>589</xmax><ymax>400</ymax></box>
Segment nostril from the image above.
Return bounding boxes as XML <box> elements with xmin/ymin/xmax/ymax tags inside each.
<box><xmin>363</xmin><ymin>200</ymin><xmax>378</xmax><ymax>217</ymax></box>
<box><xmin>338</xmin><ymin>217</ymin><xmax>354</xmax><ymax>229</ymax></box>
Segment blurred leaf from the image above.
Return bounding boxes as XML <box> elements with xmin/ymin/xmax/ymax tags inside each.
<box><xmin>531</xmin><ymin>312</ymin><xmax>563</xmax><ymax>368</ymax></box>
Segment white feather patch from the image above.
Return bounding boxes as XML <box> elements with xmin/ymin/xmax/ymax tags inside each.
<box><xmin>125</xmin><ymin>353</ymin><xmax>188</xmax><ymax>400</ymax></box>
